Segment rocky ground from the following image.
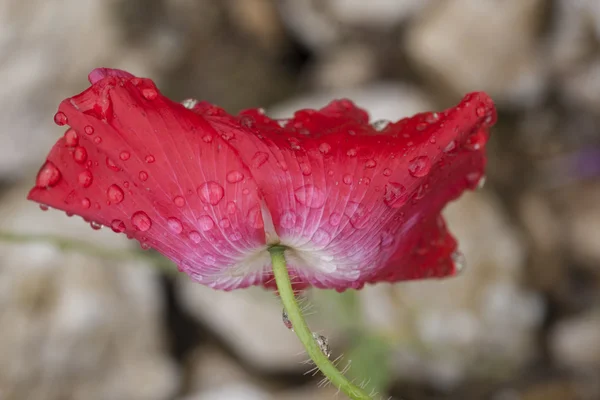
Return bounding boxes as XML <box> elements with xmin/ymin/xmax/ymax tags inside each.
<box><xmin>1</xmin><ymin>1</ymin><xmax>599</xmax><ymax>399</ymax></box>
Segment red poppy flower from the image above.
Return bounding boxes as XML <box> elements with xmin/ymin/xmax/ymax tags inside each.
<box><xmin>28</xmin><ymin>68</ymin><xmax>496</xmax><ymax>291</ymax></box>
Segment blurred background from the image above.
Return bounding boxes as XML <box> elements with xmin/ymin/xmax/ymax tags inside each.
<box><xmin>1</xmin><ymin>0</ymin><xmax>599</xmax><ymax>399</ymax></box>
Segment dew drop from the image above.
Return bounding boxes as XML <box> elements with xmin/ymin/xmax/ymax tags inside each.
<box><xmin>145</xmin><ymin>155</ymin><xmax>155</xmax><ymax>163</ymax></box>
<box><xmin>54</xmin><ymin>111</ymin><xmax>68</xmax><ymax>126</ymax></box>
<box><xmin>132</xmin><ymin>211</ymin><xmax>152</xmax><ymax>231</ymax></box>
<box><xmin>251</xmin><ymin>152</ymin><xmax>269</xmax><ymax>168</ymax></box>
<box><xmin>181</xmin><ymin>98</ymin><xmax>198</xmax><ymax>109</ymax></box>
<box><xmin>384</xmin><ymin>182</ymin><xmax>407</xmax><ymax>208</ymax></box>
<box><xmin>221</xmin><ymin>131</ymin><xmax>235</xmax><ymax>141</ymax></box>
<box><xmin>348</xmin><ymin>202</ymin><xmax>370</xmax><ymax>229</ymax></box>
<box><xmin>319</xmin><ymin>143</ymin><xmax>331</xmax><ymax>154</ymax></box>
<box><xmin>226</xmin><ymin>201</ymin><xmax>237</xmax><ymax>214</ymax></box>
<box><xmin>329</xmin><ymin>212</ymin><xmax>342</xmax><ymax>226</ymax></box>
<box><xmin>343</xmin><ymin>174</ymin><xmax>353</xmax><ymax>185</ymax></box>
<box><xmin>444</xmin><ymin>140</ymin><xmax>457</xmax><ymax>153</ymax></box>
<box><xmin>81</xmin><ymin>198</ymin><xmax>91</xmax><ymax>209</ymax></box>
<box><xmin>219</xmin><ymin>218</ymin><xmax>231</xmax><ymax>229</ymax></box>
<box><xmin>416</xmin><ymin>122</ymin><xmax>428</xmax><ymax>131</ymax></box>
<box><xmin>380</xmin><ymin>231</ymin><xmax>394</xmax><ymax>248</ymax></box>
<box><xmin>36</xmin><ymin>161</ymin><xmax>62</xmax><ymax>188</ymax></box>
<box><xmin>476</xmin><ymin>106</ymin><xmax>486</xmax><ymax>117</ymax></box>
<box><xmin>202</xmin><ymin>134</ymin><xmax>213</xmax><ymax>143</ymax></box>
<box><xmin>408</xmin><ymin>156</ymin><xmax>431</xmax><ymax>178</ymax></box>
<box><xmin>93</xmin><ymin>137</ymin><xmax>102</xmax><ymax>144</ymax></box>
<box><xmin>73</xmin><ymin>146</ymin><xmax>88</xmax><ymax>164</ymax></box>
<box><xmin>312</xmin><ymin>333</ymin><xmax>331</xmax><ymax>358</ymax></box>
<box><xmin>90</xmin><ymin>221</ymin><xmax>102</xmax><ymax>230</ymax></box>
<box><xmin>39</xmin><ymin>204</ymin><xmax>49</xmax><ymax>211</ymax></box>
<box><xmin>282</xmin><ymin>309</ymin><xmax>293</xmax><ymax>331</ymax></box>
<box><xmin>247</xmin><ymin>205</ymin><xmax>264</xmax><ymax>229</ymax></box>
<box><xmin>280</xmin><ymin>211</ymin><xmax>297</xmax><ymax>229</ymax></box>
<box><xmin>64</xmin><ymin>128</ymin><xmax>79</xmax><ymax>147</ymax></box>
<box><xmin>106</xmin><ymin>184</ymin><xmax>124</xmax><ymax>204</ymax></box>
<box><xmin>119</xmin><ymin>151</ymin><xmax>131</xmax><ymax>161</ymax></box>
<box><xmin>111</xmin><ymin>219</ymin><xmax>126</xmax><ymax>233</ymax></box>
<box><xmin>173</xmin><ymin>196</ymin><xmax>185</xmax><ymax>207</ymax></box>
<box><xmin>346</xmin><ymin>148</ymin><xmax>357</xmax><ymax>157</ymax></box>
<box><xmin>139</xmin><ymin>171</ymin><xmax>149</xmax><ymax>181</ymax></box>
<box><xmin>167</xmin><ymin>217</ymin><xmax>183</xmax><ymax>234</ymax></box>
<box><xmin>189</xmin><ymin>231</ymin><xmax>202</xmax><ymax>243</ymax></box>
<box><xmin>78</xmin><ymin>170</ymin><xmax>93</xmax><ymax>188</ymax></box>
<box><xmin>84</xmin><ymin>126</ymin><xmax>94</xmax><ymax>135</ymax></box>
<box><xmin>226</xmin><ymin>170</ymin><xmax>244</xmax><ymax>183</ymax></box>
<box><xmin>300</xmin><ymin>162</ymin><xmax>312</xmax><ymax>176</ymax></box>
<box><xmin>106</xmin><ymin>157</ymin><xmax>120</xmax><ymax>171</ymax></box>
<box><xmin>294</xmin><ymin>184</ymin><xmax>326</xmax><ymax>208</ymax></box>
<box><xmin>197</xmin><ymin>181</ymin><xmax>225</xmax><ymax>205</ymax></box>
<box><xmin>312</xmin><ymin>229</ymin><xmax>332</xmax><ymax>246</ymax></box>
<box><xmin>365</xmin><ymin>159</ymin><xmax>377</xmax><ymax>168</ymax></box>
<box><xmin>425</xmin><ymin>112</ymin><xmax>440</xmax><ymax>124</ymax></box>
<box><xmin>142</xmin><ymin>88</ymin><xmax>158</xmax><ymax>100</ymax></box>
<box><xmin>197</xmin><ymin>215</ymin><xmax>215</xmax><ymax>231</ymax></box>
<box><xmin>383</xmin><ymin>168</ymin><xmax>392</xmax><ymax>177</ymax></box>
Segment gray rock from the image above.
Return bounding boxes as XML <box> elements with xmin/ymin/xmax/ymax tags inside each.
<box><xmin>404</xmin><ymin>0</ymin><xmax>548</xmax><ymax>106</ymax></box>
<box><xmin>0</xmin><ymin>186</ymin><xmax>179</xmax><ymax>400</ymax></box>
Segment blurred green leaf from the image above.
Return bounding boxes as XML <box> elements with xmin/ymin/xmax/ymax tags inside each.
<box><xmin>345</xmin><ymin>334</ymin><xmax>393</xmax><ymax>397</ymax></box>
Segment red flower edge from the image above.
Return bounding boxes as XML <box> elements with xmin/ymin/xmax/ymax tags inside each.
<box><xmin>28</xmin><ymin>68</ymin><xmax>496</xmax><ymax>291</ymax></box>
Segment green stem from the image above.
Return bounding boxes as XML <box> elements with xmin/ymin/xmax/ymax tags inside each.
<box><xmin>269</xmin><ymin>246</ymin><xmax>372</xmax><ymax>400</ymax></box>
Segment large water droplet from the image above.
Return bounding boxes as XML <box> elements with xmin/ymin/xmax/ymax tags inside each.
<box><xmin>384</xmin><ymin>182</ymin><xmax>408</xmax><ymax>208</ymax></box>
<box><xmin>251</xmin><ymin>152</ymin><xmax>269</xmax><ymax>168</ymax></box>
<box><xmin>226</xmin><ymin>170</ymin><xmax>244</xmax><ymax>183</ymax></box>
<box><xmin>54</xmin><ymin>111</ymin><xmax>68</xmax><ymax>126</ymax></box>
<box><xmin>132</xmin><ymin>211</ymin><xmax>152</xmax><ymax>231</ymax></box>
<box><xmin>73</xmin><ymin>146</ymin><xmax>88</xmax><ymax>164</ymax></box>
<box><xmin>247</xmin><ymin>205</ymin><xmax>264</xmax><ymax>229</ymax></box>
<box><xmin>312</xmin><ymin>333</ymin><xmax>331</xmax><ymax>358</ymax></box>
<box><xmin>280</xmin><ymin>211</ymin><xmax>297</xmax><ymax>229</ymax></box>
<box><xmin>142</xmin><ymin>87</ymin><xmax>158</xmax><ymax>100</ymax></box>
<box><xmin>197</xmin><ymin>215</ymin><xmax>215</xmax><ymax>231</ymax></box>
<box><xmin>197</xmin><ymin>181</ymin><xmax>225</xmax><ymax>205</ymax></box>
<box><xmin>78</xmin><ymin>170</ymin><xmax>93</xmax><ymax>188</ymax></box>
<box><xmin>36</xmin><ymin>161</ymin><xmax>62</xmax><ymax>188</ymax></box>
<box><xmin>294</xmin><ymin>184</ymin><xmax>326</xmax><ymax>208</ymax></box>
<box><xmin>173</xmin><ymin>196</ymin><xmax>185</xmax><ymax>207</ymax></box>
<box><xmin>111</xmin><ymin>219</ymin><xmax>126</xmax><ymax>233</ymax></box>
<box><xmin>81</xmin><ymin>198</ymin><xmax>91</xmax><ymax>209</ymax></box>
<box><xmin>167</xmin><ymin>217</ymin><xmax>183</xmax><ymax>234</ymax></box>
<box><xmin>90</xmin><ymin>221</ymin><xmax>102</xmax><ymax>230</ymax></box>
<box><xmin>107</xmin><ymin>184</ymin><xmax>124</xmax><ymax>204</ymax></box>
<box><xmin>64</xmin><ymin>129</ymin><xmax>79</xmax><ymax>147</ymax></box>
<box><xmin>408</xmin><ymin>156</ymin><xmax>431</xmax><ymax>178</ymax></box>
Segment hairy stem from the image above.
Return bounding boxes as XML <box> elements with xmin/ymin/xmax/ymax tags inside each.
<box><xmin>269</xmin><ymin>245</ymin><xmax>372</xmax><ymax>400</ymax></box>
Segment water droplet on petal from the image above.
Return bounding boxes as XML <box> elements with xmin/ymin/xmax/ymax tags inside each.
<box><xmin>90</xmin><ymin>221</ymin><xmax>102</xmax><ymax>230</ymax></box>
<box><xmin>81</xmin><ymin>198</ymin><xmax>91</xmax><ymax>209</ymax></box>
<box><xmin>119</xmin><ymin>151</ymin><xmax>131</xmax><ymax>161</ymax></box>
<box><xmin>425</xmin><ymin>112</ymin><xmax>440</xmax><ymax>124</ymax></box>
<box><xmin>132</xmin><ymin>211</ymin><xmax>152</xmax><ymax>231</ymax></box>
<box><xmin>189</xmin><ymin>231</ymin><xmax>202</xmax><ymax>243</ymax></box>
<box><xmin>312</xmin><ymin>229</ymin><xmax>332</xmax><ymax>246</ymax></box>
<box><xmin>54</xmin><ymin>111</ymin><xmax>68</xmax><ymax>126</ymax></box>
<box><xmin>111</xmin><ymin>219</ymin><xmax>126</xmax><ymax>233</ymax></box>
<box><xmin>197</xmin><ymin>181</ymin><xmax>225</xmax><ymax>205</ymax></box>
<box><xmin>226</xmin><ymin>201</ymin><xmax>237</xmax><ymax>214</ymax></box>
<box><xmin>107</xmin><ymin>184</ymin><xmax>124</xmax><ymax>204</ymax></box>
<box><xmin>416</xmin><ymin>122</ymin><xmax>428</xmax><ymax>131</ymax></box>
<box><xmin>84</xmin><ymin>126</ymin><xmax>94</xmax><ymax>135</ymax></box>
<box><xmin>197</xmin><ymin>215</ymin><xmax>215</xmax><ymax>231</ymax></box>
<box><xmin>282</xmin><ymin>308</ymin><xmax>293</xmax><ymax>331</ymax></box>
<box><xmin>384</xmin><ymin>182</ymin><xmax>407</xmax><ymax>208</ymax></box>
<box><xmin>408</xmin><ymin>156</ymin><xmax>431</xmax><ymax>178</ymax></box>
<box><xmin>39</xmin><ymin>204</ymin><xmax>49</xmax><ymax>211</ymax></box>
<box><xmin>280</xmin><ymin>211</ymin><xmax>297</xmax><ymax>229</ymax></box>
<box><xmin>78</xmin><ymin>170</ymin><xmax>93</xmax><ymax>188</ymax></box>
<box><xmin>346</xmin><ymin>148</ymin><xmax>357</xmax><ymax>157</ymax></box>
<box><xmin>36</xmin><ymin>161</ymin><xmax>62</xmax><ymax>188</ymax></box>
<box><xmin>383</xmin><ymin>168</ymin><xmax>392</xmax><ymax>177</ymax></box>
<box><xmin>477</xmin><ymin>175</ymin><xmax>486</xmax><ymax>190</ymax></box>
<box><xmin>202</xmin><ymin>134</ymin><xmax>213</xmax><ymax>143</ymax></box>
<box><xmin>142</xmin><ymin>88</ymin><xmax>158</xmax><ymax>100</ymax></box>
<box><xmin>93</xmin><ymin>137</ymin><xmax>102</xmax><ymax>144</ymax></box>
<box><xmin>444</xmin><ymin>140</ymin><xmax>456</xmax><ymax>153</ymax></box>
<box><xmin>247</xmin><ymin>205</ymin><xmax>264</xmax><ymax>229</ymax></box>
<box><xmin>451</xmin><ymin>250</ymin><xmax>466</xmax><ymax>273</ymax></box>
<box><xmin>106</xmin><ymin>157</ymin><xmax>120</xmax><ymax>171</ymax></box>
<box><xmin>300</xmin><ymin>162</ymin><xmax>312</xmax><ymax>176</ymax></box>
<box><xmin>219</xmin><ymin>218</ymin><xmax>231</xmax><ymax>228</ymax></box>
<box><xmin>319</xmin><ymin>143</ymin><xmax>331</xmax><ymax>154</ymax></box>
<box><xmin>329</xmin><ymin>212</ymin><xmax>342</xmax><ymax>226</ymax></box>
<box><xmin>145</xmin><ymin>155</ymin><xmax>155</xmax><ymax>163</ymax></box>
<box><xmin>365</xmin><ymin>159</ymin><xmax>377</xmax><ymax>168</ymax></box>
<box><xmin>64</xmin><ymin>129</ymin><xmax>79</xmax><ymax>147</ymax></box>
<box><xmin>167</xmin><ymin>217</ymin><xmax>183</xmax><ymax>234</ymax></box>
<box><xmin>139</xmin><ymin>171</ymin><xmax>149</xmax><ymax>181</ymax></box>
<box><xmin>173</xmin><ymin>196</ymin><xmax>185</xmax><ymax>207</ymax></box>
<box><xmin>476</xmin><ymin>106</ymin><xmax>486</xmax><ymax>117</ymax></box>
<box><xmin>226</xmin><ymin>170</ymin><xmax>244</xmax><ymax>183</ymax></box>
<box><xmin>73</xmin><ymin>146</ymin><xmax>88</xmax><ymax>164</ymax></box>
<box><xmin>348</xmin><ymin>202</ymin><xmax>370</xmax><ymax>229</ymax></box>
<box><xmin>380</xmin><ymin>231</ymin><xmax>394</xmax><ymax>248</ymax></box>
<box><xmin>252</xmin><ymin>152</ymin><xmax>269</xmax><ymax>168</ymax></box>
<box><xmin>343</xmin><ymin>174</ymin><xmax>353</xmax><ymax>185</ymax></box>
<box><xmin>181</xmin><ymin>98</ymin><xmax>198</xmax><ymax>109</ymax></box>
<box><xmin>294</xmin><ymin>184</ymin><xmax>326</xmax><ymax>208</ymax></box>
